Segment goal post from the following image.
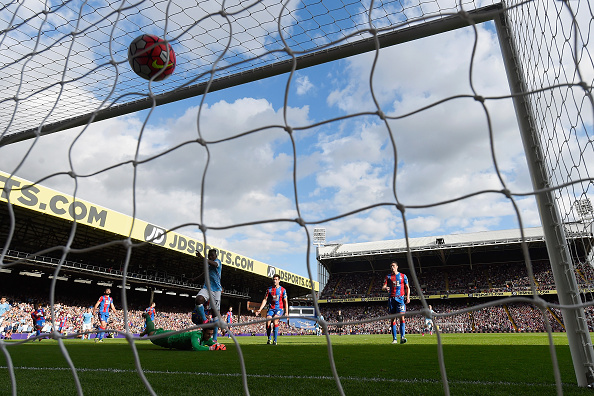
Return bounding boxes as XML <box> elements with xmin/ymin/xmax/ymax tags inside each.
<box><xmin>495</xmin><ymin>4</ymin><xmax>594</xmax><ymax>387</ymax></box>
<box><xmin>2</xmin><ymin>0</ymin><xmax>594</xmax><ymax>394</ymax></box>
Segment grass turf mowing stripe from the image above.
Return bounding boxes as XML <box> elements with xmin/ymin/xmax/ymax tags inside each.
<box><xmin>2</xmin><ymin>333</ymin><xmax>593</xmax><ymax>395</ymax></box>
<box><xmin>0</xmin><ymin>365</ymin><xmax>578</xmax><ymax>388</ymax></box>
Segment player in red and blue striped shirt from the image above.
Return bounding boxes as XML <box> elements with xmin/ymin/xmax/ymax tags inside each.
<box><xmin>139</xmin><ymin>302</ymin><xmax>157</xmax><ymax>337</ymax></box>
<box><xmin>382</xmin><ymin>261</ymin><xmax>410</xmax><ymax>344</ymax></box>
<box><xmin>57</xmin><ymin>312</ymin><xmax>67</xmax><ymax>334</ymax></box>
<box><xmin>30</xmin><ymin>303</ymin><xmax>46</xmax><ymax>340</ymax></box>
<box><xmin>93</xmin><ymin>288</ymin><xmax>116</xmax><ymax>342</ymax></box>
<box><xmin>255</xmin><ymin>274</ymin><xmax>288</xmax><ymax>345</ymax></box>
<box><xmin>145</xmin><ymin>302</ymin><xmax>156</xmax><ymax>321</ymax></box>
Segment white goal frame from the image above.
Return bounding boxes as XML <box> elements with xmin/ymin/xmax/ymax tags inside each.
<box><xmin>1</xmin><ymin>0</ymin><xmax>594</xmax><ymax>394</ymax></box>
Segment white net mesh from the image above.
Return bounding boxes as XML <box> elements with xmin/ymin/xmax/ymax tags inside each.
<box><xmin>0</xmin><ymin>0</ymin><xmax>593</xmax><ymax>395</ymax></box>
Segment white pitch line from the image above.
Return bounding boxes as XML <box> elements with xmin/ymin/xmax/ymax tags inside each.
<box><xmin>0</xmin><ymin>366</ymin><xmax>566</xmax><ymax>388</ymax></box>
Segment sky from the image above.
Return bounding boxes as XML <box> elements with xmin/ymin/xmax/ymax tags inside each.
<box><xmin>3</xmin><ymin>0</ymin><xmax>590</xmax><ymax>285</ymax></box>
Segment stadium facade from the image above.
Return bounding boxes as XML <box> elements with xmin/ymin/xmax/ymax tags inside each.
<box><xmin>316</xmin><ymin>226</ymin><xmax>594</xmax><ymax>303</ymax></box>
<box><xmin>0</xmin><ymin>171</ymin><xmax>318</xmax><ymax>315</ymax></box>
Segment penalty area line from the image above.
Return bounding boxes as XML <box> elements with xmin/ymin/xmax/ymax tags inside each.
<box><xmin>0</xmin><ymin>366</ymin><xmax>564</xmax><ymax>388</ymax></box>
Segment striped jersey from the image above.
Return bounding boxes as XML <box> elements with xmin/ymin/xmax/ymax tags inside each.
<box><xmin>97</xmin><ymin>295</ymin><xmax>113</xmax><ymax>313</ymax></box>
<box><xmin>226</xmin><ymin>311</ymin><xmax>233</xmax><ymax>323</ymax></box>
<box><xmin>264</xmin><ymin>286</ymin><xmax>287</xmax><ymax>310</ymax></box>
<box><xmin>145</xmin><ymin>306</ymin><xmax>156</xmax><ymax>321</ymax></box>
<box><xmin>31</xmin><ymin>308</ymin><xmax>45</xmax><ymax>322</ymax></box>
<box><xmin>384</xmin><ymin>272</ymin><xmax>408</xmax><ymax>299</ymax></box>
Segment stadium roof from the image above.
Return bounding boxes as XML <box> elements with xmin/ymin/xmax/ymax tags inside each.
<box><xmin>317</xmin><ymin>225</ymin><xmax>594</xmax><ymax>275</ymax></box>
<box><xmin>317</xmin><ymin>225</ymin><xmax>594</xmax><ymax>258</ymax></box>
<box><xmin>318</xmin><ymin>228</ymin><xmax>546</xmax><ymax>258</ymax></box>
<box><xmin>0</xmin><ymin>171</ymin><xmax>317</xmax><ymax>301</ymax></box>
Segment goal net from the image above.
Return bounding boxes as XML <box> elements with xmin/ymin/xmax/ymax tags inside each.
<box><xmin>0</xmin><ymin>0</ymin><xmax>593</xmax><ymax>394</ymax></box>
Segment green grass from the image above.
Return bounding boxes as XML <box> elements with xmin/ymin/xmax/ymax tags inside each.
<box><xmin>1</xmin><ymin>333</ymin><xmax>592</xmax><ymax>395</ymax></box>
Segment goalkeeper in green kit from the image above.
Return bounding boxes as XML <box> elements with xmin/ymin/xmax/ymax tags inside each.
<box><xmin>141</xmin><ymin>312</ymin><xmax>226</xmax><ymax>351</ymax></box>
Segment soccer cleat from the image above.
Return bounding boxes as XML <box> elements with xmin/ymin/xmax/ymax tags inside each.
<box><xmin>94</xmin><ymin>337</ymin><xmax>98</xmax><ymax>343</ymax></box>
<box><xmin>391</xmin><ymin>339</ymin><xmax>398</xmax><ymax>344</ymax></box>
<box><xmin>98</xmin><ymin>339</ymin><xmax>103</xmax><ymax>343</ymax></box>
<box><xmin>400</xmin><ymin>338</ymin><xmax>407</xmax><ymax>344</ymax></box>
<box><xmin>273</xmin><ymin>340</ymin><xmax>277</xmax><ymax>345</ymax></box>
<box><xmin>267</xmin><ymin>339</ymin><xmax>271</xmax><ymax>344</ymax></box>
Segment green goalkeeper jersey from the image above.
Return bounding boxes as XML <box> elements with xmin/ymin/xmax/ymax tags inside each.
<box><xmin>150</xmin><ymin>328</ymin><xmax>215</xmax><ymax>351</ymax></box>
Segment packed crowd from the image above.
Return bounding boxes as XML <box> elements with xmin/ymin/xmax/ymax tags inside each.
<box><xmin>321</xmin><ymin>260</ymin><xmax>591</xmax><ymax>299</ymax></box>
<box><xmin>0</xmin><ymin>293</ymin><xmax>297</xmax><ymax>338</ymax></box>
<box><xmin>1</xmin><ymin>293</ymin><xmax>592</xmax><ymax>339</ymax></box>
<box><xmin>0</xmin><ymin>298</ymin><xmax>195</xmax><ymax>338</ymax></box>
<box><xmin>319</xmin><ymin>299</ymin><xmax>583</xmax><ymax>334</ymax></box>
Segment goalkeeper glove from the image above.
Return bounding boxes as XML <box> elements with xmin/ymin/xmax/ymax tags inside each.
<box><xmin>209</xmin><ymin>343</ymin><xmax>226</xmax><ymax>351</ymax></box>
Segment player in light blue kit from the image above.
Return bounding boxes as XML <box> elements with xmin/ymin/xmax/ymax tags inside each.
<box><xmin>192</xmin><ymin>249</ymin><xmax>222</xmax><ymax>340</ymax></box>
<box><xmin>81</xmin><ymin>307</ymin><xmax>94</xmax><ymax>339</ymax></box>
<box><xmin>0</xmin><ymin>297</ymin><xmax>11</xmax><ymax>323</ymax></box>
<box><xmin>422</xmin><ymin>305</ymin><xmax>435</xmax><ymax>336</ymax></box>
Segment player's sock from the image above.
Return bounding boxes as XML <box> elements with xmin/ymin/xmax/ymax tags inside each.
<box><xmin>213</xmin><ymin>318</ymin><xmax>218</xmax><ymax>341</ymax></box>
<box><xmin>99</xmin><ymin>326</ymin><xmax>105</xmax><ymax>340</ymax></box>
<box><xmin>391</xmin><ymin>323</ymin><xmax>397</xmax><ymax>340</ymax></box>
<box><xmin>399</xmin><ymin>322</ymin><xmax>405</xmax><ymax>340</ymax></box>
<box><xmin>273</xmin><ymin>325</ymin><xmax>279</xmax><ymax>342</ymax></box>
<box><xmin>266</xmin><ymin>324</ymin><xmax>271</xmax><ymax>340</ymax></box>
<box><xmin>195</xmin><ymin>304</ymin><xmax>207</xmax><ymax>323</ymax></box>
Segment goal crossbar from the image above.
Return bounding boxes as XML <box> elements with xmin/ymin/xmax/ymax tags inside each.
<box><xmin>0</xmin><ymin>4</ymin><xmax>500</xmax><ymax>147</ymax></box>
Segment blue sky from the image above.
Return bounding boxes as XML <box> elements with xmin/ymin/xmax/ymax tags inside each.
<box><xmin>1</xmin><ymin>1</ymin><xmax>554</xmax><ymax>284</ymax></box>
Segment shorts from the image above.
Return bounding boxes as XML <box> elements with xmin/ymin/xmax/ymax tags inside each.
<box><xmin>388</xmin><ymin>297</ymin><xmax>406</xmax><ymax>315</ymax></box>
<box><xmin>197</xmin><ymin>288</ymin><xmax>221</xmax><ymax>312</ymax></box>
<box><xmin>267</xmin><ymin>308</ymin><xmax>284</xmax><ymax>318</ymax></box>
<box><xmin>98</xmin><ymin>312</ymin><xmax>110</xmax><ymax>323</ymax></box>
<box><xmin>82</xmin><ymin>323</ymin><xmax>93</xmax><ymax>331</ymax></box>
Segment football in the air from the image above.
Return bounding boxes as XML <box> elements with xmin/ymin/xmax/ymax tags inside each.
<box><xmin>128</xmin><ymin>34</ymin><xmax>176</xmax><ymax>81</ymax></box>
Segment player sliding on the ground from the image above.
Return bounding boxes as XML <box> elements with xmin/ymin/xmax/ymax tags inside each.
<box><xmin>255</xmin><ymin>273</ymin><xmax>288</xmax><ymax>345</ymax></box>
<box><xmin>142</xmin><ymin>312</ymin><xmax>226</xmax><ymax>351</ymax></box>
<box><xmin>382</xmin><ymin>261</ymin><xmax>410</xmax><ymax>344</ymax></box>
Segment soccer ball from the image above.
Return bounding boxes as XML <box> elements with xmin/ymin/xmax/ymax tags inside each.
<box><xmin>128</xmin><ymin>34</ymin><xmax>176</xmax><ymax>81</ymax></box>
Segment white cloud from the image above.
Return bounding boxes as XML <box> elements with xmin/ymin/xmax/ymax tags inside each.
<box><xmin>407</xmin><ymin>216</ymin><xmax>441</xmax><ymax>233</ymax></box>
<box><xmin>295</xmin><ymin>75</ymin><xmax>314</xmax><ymax>96</ymax></box>
<box><xmin>5</xmin><ymin>2</ymin><xmax>592</xmax><ymax>282</ymax></box>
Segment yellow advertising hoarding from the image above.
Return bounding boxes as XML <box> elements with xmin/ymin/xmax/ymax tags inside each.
<box><xmin>0</xmin><ymin>171</ymin><xmax>318</xmax><ymax>291</ymax></box>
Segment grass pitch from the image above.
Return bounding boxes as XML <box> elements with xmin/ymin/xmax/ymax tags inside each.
<box><xmin>1</xmin><ymin>333</ymin><xmax>593</xmax><ymax>395</ymax></box>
